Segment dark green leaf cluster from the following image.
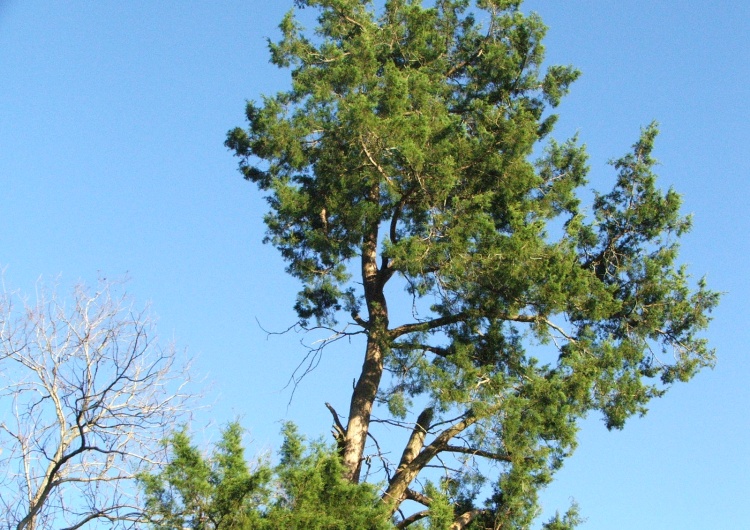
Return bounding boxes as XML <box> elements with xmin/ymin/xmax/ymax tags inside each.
<box><xmin>266</xmin><ymin>424</ymin><xmax>392</xmax><ymax>529</ymax></box>
<box><xmin>140</xmin><ymin>423</ymin><xmax>391</xmax><ymax>530</ymax></box>
<box><xmin>139</xmin><ymin>424</ymin><xmax>269</xmax><ymax>530</ymax></box>
<box><xmin>226</xmin><ymin>0</ymin><xmax>580</xmax><ymax>328</ymax></box>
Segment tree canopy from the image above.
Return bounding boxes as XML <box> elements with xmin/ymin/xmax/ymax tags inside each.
<box><xmin>226</xmin><ymin>0</ymin><xmax>718</xmax><ymax>527</ymax></box>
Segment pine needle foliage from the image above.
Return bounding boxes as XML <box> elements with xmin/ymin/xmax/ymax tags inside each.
<box><xmin>226</xmin><ymin>1</ymin><xmax>719</xmax><ymax>527</ymax></box>
<box><xmin>140</xmin><ymin>423</ymin><xmax>391</xmax><ymax>530</ymax></box>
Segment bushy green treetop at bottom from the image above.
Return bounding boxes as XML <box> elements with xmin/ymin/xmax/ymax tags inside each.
<box><xmin>139</xmin><ymin>423</ymin><xmax>392</xmax><ymax>530</ymax></box>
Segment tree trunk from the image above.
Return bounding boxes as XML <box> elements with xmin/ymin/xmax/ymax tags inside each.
<box><xmin>342</xmin><ymin>182</ymin><xmax>389</xmax><ymax>482</ymax></box>
<box><xmin>342</xmin><ymin>333</ymin><xmax>386</xmax><ymax>482</ymax></box>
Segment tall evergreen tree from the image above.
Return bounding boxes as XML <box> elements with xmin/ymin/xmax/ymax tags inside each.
<box><xmin>226</xmin><ymin>1</ymin><xmax>718</xmax><ymax>527</ymax></box>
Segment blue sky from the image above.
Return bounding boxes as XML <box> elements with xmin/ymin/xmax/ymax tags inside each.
<box><xmin>1</xmin><ymin>1</ymin><xmax>748</xmax><ymax>528</ymax></box>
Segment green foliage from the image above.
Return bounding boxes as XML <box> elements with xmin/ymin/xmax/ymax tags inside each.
<box><xmin>540</xmin><ymin>503</ymin><xmax>584</xmax><ymax>530</ymax></box>
<box><xmin>266</xmin><ymin>423</ymin><xmax>392</xmax><ymax>529</ymax></box>
<box><xmin>227</xmin><ymin>0</ymin><xmax>719</xmax><ymax>528</ymax></box>
<box><xmin>140</xmin><ymin>423</ymin><xmax>270</xmax><ymax>530</ymax></box>
<box><xmin>420</xmin><ymin>483</ymin><xmax>454</xmax><ymax>530</ymax></box>
<box><xmin>141</xmin><ymin>423</ymin><xmax>391</xmax><ymax>530</ymax></box>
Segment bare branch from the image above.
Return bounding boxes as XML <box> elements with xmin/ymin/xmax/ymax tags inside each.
<box><xmin>363</xmin><ymin>430</ymin><xmax>394</xmax><ymax>483</ymax></box>
<box><xmin>325</xmin><ymin>402</ymin><xmax>347</xmax><ymax>443</ymax></box>
<box><xmin>0</xmin><ymin>278</ymin><xmax>194</xmax><ymax>529</ymax></box>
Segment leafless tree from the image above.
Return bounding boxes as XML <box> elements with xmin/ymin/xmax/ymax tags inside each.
<box><xmin>0</xmin><ymin>278</ymin><xmax>193</xmax><ymax>530</ymax></box>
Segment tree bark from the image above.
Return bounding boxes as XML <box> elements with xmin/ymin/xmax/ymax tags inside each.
<box><xmin>383</xmin><ymin>413</ymin><xmax>478</xmax><ymax>513</ymax></box>
<box><xmin>396</xmin><ymin>407</ymin><xmax>434</xmax><ymax>472</ymax></box>
<box><xmin>450</xmin><ymin>510</ymin><xmax>487</xmax><ymax>530</ymax></box>
<box><xmin>342</xmin><ymin>334</ymin><xmax>386</xmax><ymax>482</ymax></box>
<box><xmin>342</xmin><ymin>181</ymin><xmax>389</xmax><ymax>483</ymax></box>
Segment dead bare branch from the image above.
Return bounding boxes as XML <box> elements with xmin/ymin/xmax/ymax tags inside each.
<box><xmin>0</xmin><ymin>278</ymin><xmax>194</xmax><ymax>530</ymax></box>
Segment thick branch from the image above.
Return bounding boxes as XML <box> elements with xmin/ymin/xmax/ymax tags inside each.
<box><xmin>397</xmin><ymin>510</ymin><xmax>430</xmax><ymax>529</ymax></box>
<box><xmin>446</xmin><ymin>48</ymin><xmax>484</xmax><ymax>78</ymax></box>
<box><xmin>396</xmin><ymin>407</ymin><xmax>434</xmax><ymax>472</ymax></box>
<box><xmin>389</xmin><ymin>312</ymin><xmax>536</xmax><ymax>339</ymax></box>
<box><xmin>388</xmin><ymin>313</ymin><xmax>471</xmax><ymax>339</ymax></box>
<box><xmin>17</xmin><ymin>440</ymin><xmax>90</xmax><ymax>530</ymax></box>
<box><xmin>405</xmin><ymin>488</ymin><xmax>433</xmax><ymax>507</ymax></box>
<box><xmin>392</xmin><ymin>342</ymin><xmax>450</xmax><ymax>357</ymax></box>
<box><xmin>542</xmin><ymin>317</ymin><xmax>577</xmax><ymax>344</ymax></box>
<box><xmin>450</xmin><ymin>509</ymin><xmax>488</xmax><ymax>530</ymax></box>
<box><xmin>384</xmin><ymin>411</ymin><xmax>483</xmax><ymax>513</ymax></box>
<box><xmin>351</xmin><ymin>313</ymin><xmax>370</xmax><ymax>329</ymax></box>
<box><xmin>443</xmin><ymin>444</ymin><xmax>511</xmax><ymax>462</ymax></box>
<box><xmin>389</xmin><ymin>186</ymin><xmax>417</xmax><ymax>246</ymax></box>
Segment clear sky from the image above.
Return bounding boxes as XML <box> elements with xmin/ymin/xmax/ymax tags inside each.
<box><xmin>1</xmin><ymin>1</ymin><xmax>748</xmax><ymax>528</ymax></box>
